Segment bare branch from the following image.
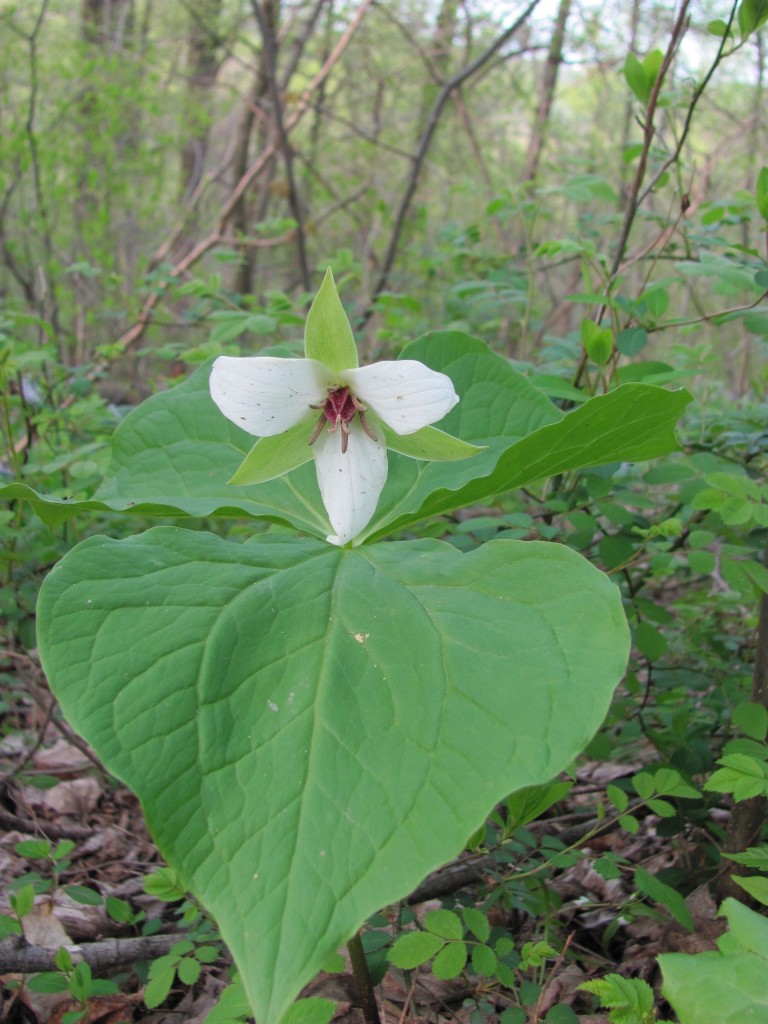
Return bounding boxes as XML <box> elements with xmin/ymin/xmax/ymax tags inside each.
<box><xmin>250</xmin><ymin>0</ymin><xmax>311</xmax><ymax>290</ymax></box>
<box><xmin>363</xmin><ymin>0</ymin><xmax>542</xmax><ymax>318</ymax></box>
<box><xmin>113</xmin><ymin>0</ymin><xmax>375</xmax><ymax>354</ymax></box>
<box><xmin>0</xmin><ymin>934</ymin><xmax>180</xmax><ymax>974</ymax></box>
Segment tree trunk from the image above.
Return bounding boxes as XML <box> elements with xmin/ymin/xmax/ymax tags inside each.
<box><xmin>81</xmin><ymin>0</ymin><xmax>134</xmax><ymax>46</ymax></box>
<box><xmin>718</xmin><ymin>538</ymin><xmax>768</xmax><ymax>901</ymax></box>
<box><xmin>618</xmin><ymin>0</ymin><xmax>642</xmax><ymax>208</ymax></box>
<box><xmin>521</xmin><ymin>0</ymin><xmax>572</xmax><ymax>188</ymax></box>
<box><xmin>229</xmin><ymin>0</ymin><xmax>279</xmax><ymax>297</ymax></box>
<box><xmin>180</xmin><ymin>0</ymin><xmax>223</xmax><ymax>200</ymax></box>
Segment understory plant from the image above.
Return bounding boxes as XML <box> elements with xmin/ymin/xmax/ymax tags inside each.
<box><xmin>12</xmin><ymin>271</ymin><xmax>693</xmax><ymax>1024</ymax></box>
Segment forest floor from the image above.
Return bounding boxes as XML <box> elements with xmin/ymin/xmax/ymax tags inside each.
<box><xmin>0</xmin><ymin>652</ymin><xmax>724</xmax><ymax>1024</ymax></box>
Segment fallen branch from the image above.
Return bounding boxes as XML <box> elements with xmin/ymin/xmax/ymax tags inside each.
<box><xmin>0</xmin><ymin>933</ymin><xmax>180</xmax><ymax>974</ymax></box>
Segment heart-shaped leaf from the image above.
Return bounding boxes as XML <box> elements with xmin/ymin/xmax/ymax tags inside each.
<box><xmin>38</xmin><ymin>528</ymin><xmax>629</xmax><ymax>1024</ymax></box>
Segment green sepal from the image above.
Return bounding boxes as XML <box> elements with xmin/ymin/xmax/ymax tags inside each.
<box><xmin>382</xmin><ymin>423</ymin><xmax>485</xmax><ymax>462</ymax></box>
<box><xmin>230</xmin><ymin>422</ymin><xmax>315</xmax><ymax>485</ymax></box>
<box><xmin>304</xmin><ymin>269</ymin><xmax>358</xmax><ymax>372</ymax></box>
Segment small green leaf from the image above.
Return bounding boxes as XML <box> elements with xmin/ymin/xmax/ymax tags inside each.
<box><xmin>15</xmin><ymin>840</ymin><xmax>51</xmax><ymax>859</ymax></box>
<box><xmin>647</xmin><ymin>798</ymin><xmax>676</xmax><ymax>817</ymax></box>
<box><xmin>143</xmin><ymin>868</ymin><xmax>186</xmax><ymax>902</ymax></box>
<box><xmin>10</xmin><ymin>884</ymin><xmax>35</xmax><ymax>918</ymax></box>
<box><xmin>580</xmin><ymin>974</ymin><xmax>655</xmax><ymax>1022</ymax></box>
<box><xmin>500</xmin><ymin>1009</ymin><xmax>526</xmax><ymax>1024</ymax></box>
<box><xmin>55</xmin><ymin>947</ymin><xmax>74</xmax><ymax>972</ymax></box>
<box><xmin>204</xmin><ymin>977</ymin><xmax>253</xmax><ymax>1024</ymax></box>
<box><xmin>723</xmin><ymin>845</ymin><xmax>768</xmax><ymax>870</ymax></box>
<box><xmin>581</xmin><ymin>320</ymin><xmax>613</xmax><ymax>367</ymax></box>
<box><xmin>91</xmin><ymin>979</ymin><xmax>119</xmax><ymax>996</ymax></box>
<box><xmin>741</xmin><ymin>560</ymin><xmax>768</xmax><ymax>597</ymax></box>
<box><xmin>64</xmin><ymin>885</ymin><xmax>103</xmax><ymax>906</ymax></box>
<box><xmin>544</xmin><ymin>1005</ymin><xmax>579</xmax><ymax>1024</ymax></box>
<box><xmin>624</xmin><ymin>52</ymin><xmax>649</xmax><ymax>103</ymax></box>
<box><xmin>635</xmin><ymin>621</ymin><xmax>668</xmax><ymax>660</ymax></box>
<box><xmin>0</xmin><ymin>915</ymin><xmax>22</xmax><ymax>939</ymax></box>
<box><xmin>196</xmin><ymin>945</ymin><xmax>221</xmax><ymax>964</ymax></box>
<box><xmin>707</xmin><ymin>17</ymin><xmax>730</xmax><ymax>35</ymax></box>
<box><xmin>733</xmin><ymin>701</ymin><xmax>768</xmax><ymax>741</ymax></box>
<box><xmin>635</xmin><ymin>868</ymin><xmax>693</xmax><ymax>931</ymax></box>
<box><xmin>756</xmin><ymin>167</ymin><xmax>768</xmax><ymax>221</ymax></box>
<box><xmin>178</xmin><ymin>957</ymin><xmax>202</xmax><ymax>985</ymax></box>
<box><xmin>471</xmin><ymin>943</ymin><xmax>497</xmax><ymax>976</ymax></box>
<box><xmin>739</xmin><ymin>0</ymin><xmax>768</xmax><ymax>38</ymax></box>
<box><xmin>105</xmin><ymin>896</ymin><xmax>134</xmax><ymax>923</ymax></box>
<box><xmin>624</xmin><ymin>50</ymin><xmax>663</xmax><ymax>105</ymax></box>
<box><xmin>62</xmin><ymin>1011</ymin><xmax>86</xmax><ymax>1024</ymax></box>
<box><xmin>144</xmin><ymin>965</ymin><xmax>177</xmax><ymax>1008</ymax></box>
<box><xmin>607</xmin><ymin>783</ymin><xmax>629</xmax><ymax>812</ymax></box>
<box><xmin>506</xmin><ymin>781</ymin><xmax>573</xmax><ymax>828</ymax></box>
<box><xmin>520</xmin><ymin>941</ymin><xmax>557</xmax><ymax>968</ymax></box>
<box><xmin>28</xmin><ymin>973</ymin><xmax>70</xmax><ymax>994</ymax></box>
<box><xmin>733</xmin><ymin>875</ymin><xmax>768</xmax><ymax>906</ymax></box>
<box><xmin>304</xmin><ymin>268</ymin><xmax>358</xmax><ymax>372</ymax></box>
<box><xmin>424</xmin><ymin>909</ymin><xmax>463</xmax><ymax>940</ymax></box>
<box><xmin>519</xmin><ymin>980</ymin><xmax>542</xmax><ymax>1006</ymax></box>
<box><xmin>69</xmin><ymin>962</ymin><xmax>93</xmax><ymax>1003</ymax></box>
<box><xmin>617</xmin><ymin>327</ymin><xmax>648</xmax><ymax>356</ymax></box>
<box><xmin>282</xmin><ymin>998</ymin><xmax>336</xmax><ymax>1024</ymax></box>
<box><xmin>632</xmin><ymin>772</ymin><xmax>655</xmax><ymax>800</ymax></box>
<box><xmin>53</xmin><ymin>841</ymin><xmax>76</xmax><ymax>861</ymax></box>
<box><xmin>462</xmin><ymin>907</ymin><xmax>490</xmax><ymax>943</ymax></box>
<box><xmin>432</xmin><ymin>941</ymin><xmax>468</xmax><ymax>979</ymax></box>
<box><xmin>388</xmin><ymin>931</ymin><xmax>445</xmax><ymax>969</ymax></box>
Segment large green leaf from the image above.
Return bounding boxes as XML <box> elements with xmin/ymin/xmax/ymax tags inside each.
<box><xmin>361</xmin><ymin>353</ymin><xmax>691</xmax><ymax>540</ymax></box>
<box><xmin>2</xmin><ymin>333</ymin><xmax>690</xmax><ymax>539</ymax></box>
<box><xmin>38</xmin><ymin>529</ymin><xmax>629</xmax><ymax>1024</ymax></box>
<box><xmin>660</xmin><ymin>898</ymin><xmax>768</xmax><ymax>1023</ymax></box>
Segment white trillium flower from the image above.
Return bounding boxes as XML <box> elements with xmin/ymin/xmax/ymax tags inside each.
<box><xmin>209</xmin><ymin>270</ymin><xmax>481</xmax><ymax>546</ymax></box>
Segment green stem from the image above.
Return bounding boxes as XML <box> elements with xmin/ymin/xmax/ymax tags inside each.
<box><xmin>346</xmin><ymin>932</ymin><xmax>381</xmax><ymax>1024</ymax></box>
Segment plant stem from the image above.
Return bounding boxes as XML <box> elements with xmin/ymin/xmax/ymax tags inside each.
<box><xmin>346</xmin><ymin>932</ymin><xmax>381</xmax><ymax>1024</ymax></box>
<box><xmin>718</xmin><ymin>537</ymin><xmax>768</xmax><ymax>901</ymax></box>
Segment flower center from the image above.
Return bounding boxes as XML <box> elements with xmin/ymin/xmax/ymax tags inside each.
<box><xmin>308</xmin><ymin>386</ymin><xmax>377</xmax><ymax>454</ymax></box>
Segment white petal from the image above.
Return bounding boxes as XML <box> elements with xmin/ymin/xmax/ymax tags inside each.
<box><xmin>210</xmin><ymin>356</ymin><xmax>331</xmax><ymax>437</ymax></box>
<box><xmin>313</xmin><ymin>421</ymin><xmax>387</xmax><ymax>545</ymax></box>
<box><xmin>344</xmin><ymin>360</ymin><xmax>459</xmax><ymax>435</ymax></box>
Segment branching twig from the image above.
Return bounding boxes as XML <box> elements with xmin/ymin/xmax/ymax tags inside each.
<box><xmin>113</xmin><ymin>0</ymin><xmax>374</xmax><ymax>354</ymax></box>
<box><xmin>362</xmin><ymin>0</ymin><xmax>542</xmax><ymax>319</ymax></box>
<box><xmin>250</xmin><ymin>0</ymin><xmax>311</xmax><ymax>291</ymax></box>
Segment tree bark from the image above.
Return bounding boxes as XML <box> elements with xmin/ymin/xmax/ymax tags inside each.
<box><xmin>364</xmin><ymin>0</ymin><xmax>541</xmax><ymax>318</ymax></box>
<box><xmin>180</xmin><ymin>0</ymin><xmax>223</xmax><ymax>201</ymax></box>
<box><xmin>229</xmin><ymin>0</ymin><xmax>279</xmax><ymax>297</ymax></box>
<box><xmin>0</xmin><ymin>933</ymin><xmax>178</xmax><ymax>974</ymax></box>
<box><xmin>718</xmin><ymin>538</ymin><xmax>768</xmax><ymax>901</ymax></box>
<box><xmin>521</xmin><ymin>0</ymin><xmax>571</xmax><ymax>188</ymax></box>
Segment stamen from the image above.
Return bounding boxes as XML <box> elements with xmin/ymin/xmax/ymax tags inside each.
<box><xmin>308</xmin><ymin>412</ymin><xmax>327</xmax><ymax>446</ymax></box>
<box><xmin>358</xmin><ymin>409</ymin><xmax>378</xmax><ymax>443</ymax></box>
<box><xmin>307</xmin><ymin>385</ymin><xmax>377</xmax><ymax>452</ymax></box>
